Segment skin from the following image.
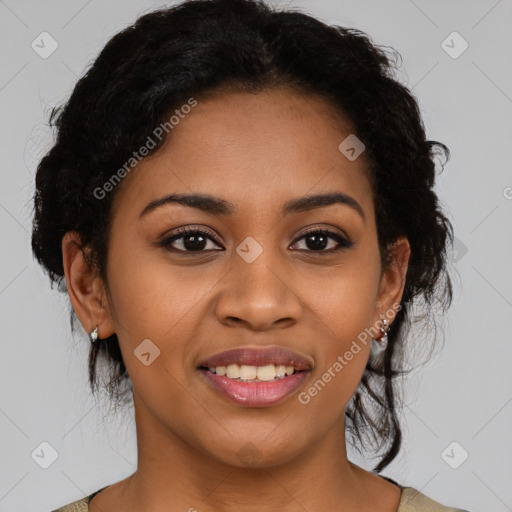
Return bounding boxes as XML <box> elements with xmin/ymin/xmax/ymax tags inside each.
<box><xmin>62</xmin><ymin>87</ymin><xmax>410</xmax><ymax>512</ymax></box>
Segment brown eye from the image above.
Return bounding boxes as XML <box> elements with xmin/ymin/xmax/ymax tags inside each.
<box><xmin>290</xmin><ymin>229</ymin><xmax>353</xmax><ymax>254</ymax></box>
<box><xmin>159</xmin><ymin>227</ymin><xmax>223</xmax><ymax>252</ymax></box>
<box><xmin>159</xmin><ymin>227</ymin><xmax>352</xmax><ymax>255</ymax></box>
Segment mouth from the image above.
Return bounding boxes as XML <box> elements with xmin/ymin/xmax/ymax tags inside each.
<box><xmin>197</xmin><ymin>346</ymin><xmax>312</xmax><ymax>407</ymax></box>
<box><xmin>200</xmin><ymin>363</ymin><xmax>300</xmax><ymax>381</ymax></box>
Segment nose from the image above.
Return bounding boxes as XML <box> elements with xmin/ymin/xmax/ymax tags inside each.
<box><xmin>214</xmin><ymin>250</ymin><xmax>303</xmax><ymax>331</ymax></box>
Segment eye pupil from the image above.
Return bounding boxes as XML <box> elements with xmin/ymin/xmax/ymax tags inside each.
<box><xmin>183</xmin><ymin>234</ymin><xmax>207</xmax><ymax>251</ymax></box>
<box><xmin>306</xmin><ymin>233</ymin><xmax>328</xmax><ymax>251</ymax></box>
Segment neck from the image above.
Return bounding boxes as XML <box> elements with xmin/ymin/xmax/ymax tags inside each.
<box><xmin>116</xmin><ymin>392</ymin><xmax>399</xmax><ymax>512</ymax></box>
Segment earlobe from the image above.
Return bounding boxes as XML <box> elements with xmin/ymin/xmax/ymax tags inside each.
<box><xmin>375</xmin><ymin>236</ymin><xmax>411</xmax><ymax>321</ymax></box>
<box><xmin>61</xmin><ymin>231</ymin><xmax>115</xmax><ymax>339</ymax></box>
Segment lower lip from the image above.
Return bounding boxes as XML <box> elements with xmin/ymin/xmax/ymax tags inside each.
<box><xmin>199</xmin><ymin>369</ymin><xmax>310</xmax><ymax>407</ymax></box>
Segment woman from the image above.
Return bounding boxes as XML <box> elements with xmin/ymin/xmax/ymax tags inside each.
<box><xmin>32</xmin><ymin>0</ymin><xmax>470</xmax><ymax>510</ymax></box>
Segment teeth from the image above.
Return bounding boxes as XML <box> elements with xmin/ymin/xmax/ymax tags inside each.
<box><xmin>257</xmin><ymin>364</ymin><xmax>275</xmax><ymax>381</ymax></box>
<box><xmin>207</xmin><ymin>363</ymin><xmax>298</xmax><ymax>381</ymax></box>
<box><xmin>226</xmin><ymin>364</ymin><xmax>240</xmax><ymax>379</ymax></box>
<box><xmin>240</xmin><ymin>365</ymin><xmax>257</xmax><ymax>380</ymax></box>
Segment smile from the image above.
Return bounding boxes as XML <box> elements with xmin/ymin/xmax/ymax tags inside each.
<box><xmin>205</xmin><ymin>363</ymin><xmax>296</xmax><ymax>381</ymax></box>
<box><xmin>197</xmin><ymin>346</ymin><xmax>312</xmax><ymax>407</ymax></box>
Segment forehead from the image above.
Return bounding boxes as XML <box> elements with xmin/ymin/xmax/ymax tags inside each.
<box><xmin>113</xmin><ymin>88</ymin><xmax>374</xmax><ymax>220</ymax></box>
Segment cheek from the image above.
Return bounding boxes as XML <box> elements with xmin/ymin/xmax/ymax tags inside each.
<box><xmin>311</xmin><ymin>291</ymin><xmax>374</xmax><ymax>404</ymax></box>
<box><xmin>296</xmin><ymin>275</ymin><xmax>377</xmax><ymax>426</ymax></box>
<box><xmin>303</xmin><ymin>247</ymin><xmax>380</xmax><ymax>401</ymax></box>
<box><xmin>106</xmin><ymin>231</ymin><xmax>208</xmax><ymax>336</ymax></box>
<box><xmin>308</xmin><ymin>255</ymin><xmax>381</xmax><ymax>343</ymax></box>
<box><xmin>104</xmin><ymin>236</ymin><xmax>224</xmax><ymax>394</ymax></box>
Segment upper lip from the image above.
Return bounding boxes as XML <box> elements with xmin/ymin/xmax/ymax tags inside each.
<box><xmin>198</xmin><ymin>346</ymin><xmax>313</xmax><ymax>371</ymax></box>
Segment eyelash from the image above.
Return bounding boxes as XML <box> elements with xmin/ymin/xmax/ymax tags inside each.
<box><xmin>158</xmin><ymin>226</ymin><xmax>353</xmax><ymax>255</ymax></box>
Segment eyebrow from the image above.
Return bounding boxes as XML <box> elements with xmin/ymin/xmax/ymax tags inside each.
<box><xmin>139</xmin><ymin>191</ymin><xmax>365</xmax><ymax>221</ymax></box>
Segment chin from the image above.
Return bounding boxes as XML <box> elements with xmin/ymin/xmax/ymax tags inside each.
<box><xmin>202</xmin><ymin>434</ymin><xmax>307</xmax><ymax>470</ymax></box>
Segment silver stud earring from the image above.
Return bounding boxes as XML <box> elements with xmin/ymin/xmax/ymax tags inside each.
<box><xmin>90</xmin><ymin>326</ymin><xmax>99</xmax><ymax>343</ymax></box>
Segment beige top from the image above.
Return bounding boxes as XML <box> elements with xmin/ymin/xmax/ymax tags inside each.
<box><xmin>51</xmin><ymin>484</ymin><xmax>470</xmax><ymax>511</ymax></box>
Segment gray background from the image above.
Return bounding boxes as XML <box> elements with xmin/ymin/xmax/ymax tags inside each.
<box><xmin>1</xmin><ymin>1</ymin><xmax>511</xmax><ymax>511</ymax></box>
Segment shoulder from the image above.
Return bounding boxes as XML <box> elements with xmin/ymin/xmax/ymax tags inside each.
<box><xmin>50</xmin><ymin>496</ymin><xmax>88</xmax><ymax>512</ymax></box>
<box><xmin>50</xmin><ymin>486</ymin><xmax>109</xmax><ymax>512</ymax></box>
<box><xmin>399</xmin><ymin>487</ymin><xmax>470</xmax><ymax>512</ymax></box>
<box><xmin>50</xmin><ymin>484</ymin><xmax>471</xmax><ymax>512</ymax></box>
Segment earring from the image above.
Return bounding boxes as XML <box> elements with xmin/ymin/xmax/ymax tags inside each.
<box><xmin>90</xmin><ymin>326</ymin><xmax>99</xmax><ymax>343</ymax></box>
<box><xmin>377</xmin><ymin>317</ymin><xmax>390</xmax><ymax>350</ymax></box>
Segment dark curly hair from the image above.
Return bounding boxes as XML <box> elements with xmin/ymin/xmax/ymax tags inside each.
<box><xmin>31</xmin><ymin>0</ymin><xmax>453</xmax><ymax>473</ymax></box>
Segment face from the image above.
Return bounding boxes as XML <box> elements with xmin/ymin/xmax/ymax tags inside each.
<box><xmin>73</xmin><ymin>88</ymin><xmax>409</xmax><ymax>468</ymax></box>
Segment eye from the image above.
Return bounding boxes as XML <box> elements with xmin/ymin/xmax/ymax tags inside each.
<box><xmin>159</xmin><ymin>226</ymin><xmax>352</xmax><ymax>254</ymax></box>
<box><xmin>159</xmin><ymin>227</ymin><xmax>223</xmax><ymax>253</ymax></box>
<box><xmin>290</xmin><ymin>228</ymin><xmax>353</xmax><ymax>254</ymax></box>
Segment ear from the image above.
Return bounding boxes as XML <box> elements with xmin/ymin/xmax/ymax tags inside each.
<box><xmin>375</xmin><ymin>236</ymin><xmax>411</xmax><ymax>324</ymax></box>
<box><xmin>62</xmin><ymin>231</ymin><xmax>115</xmax><ymax>340</ymax></box>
